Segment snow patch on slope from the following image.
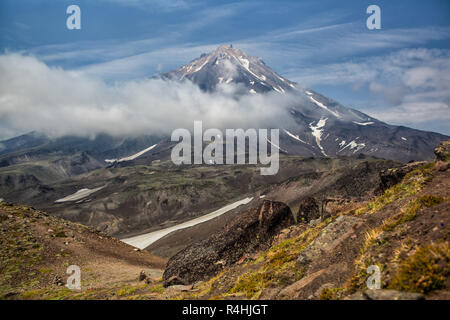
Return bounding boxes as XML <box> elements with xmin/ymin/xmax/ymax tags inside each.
<box><xmin>105</xmin><ymin>144</ymin><xmax>158</xmax><ymax>163</ymax></box>
<box><xmin>193</xmin><ymin>59</ymin><xmax>209</xmax><ymax>73</ymax></box>
<box><xmin>353</xmin><ymin>121</ymin><xmax>374</xmax><ymax>126</ymax></box>
<box><xmin>236</xmin><ymin>55</ymin><xmax>266</xmax><ymax>82</ymax></box>
<box><xmin>283</xmin><ymin>129</ymin><xmax>307</xmax><ymax>144</ymax></box>
<box><xmin>121</xmin><ymin>197</ymin><xmax>254</xmax><ymax>249</ymax></box>
<box><xmin>266</xmin><ymin>138</ymin><xmax>288</xmax><ymax>153</ymax></box>
<box><xmin>309</xmin><ymin>96</ymin><xmax>341</xmax><ymax>118</ymax></box>
<box><xmin>55</xmin><ymin>186</ymin><xmax>105</xmax><ymax>203</ymax></box>
<box><xmin>339</xmin><ymin>140</ymin><xmax>366</xmax><ymax>153</ymax></box>
<box><xmin>309</xmin><ymin>118</ymin><xmax>328</xmax><ymax>156</ymax></box>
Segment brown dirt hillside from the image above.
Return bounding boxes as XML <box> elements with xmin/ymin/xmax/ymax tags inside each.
<box><xmin>0</xmin><ymin>203</ymin><xmax>166</xmax><ymax>300</ymax></box>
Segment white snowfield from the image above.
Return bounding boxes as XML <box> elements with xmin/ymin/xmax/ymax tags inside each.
<box><xmin>283</xmin><ymin>129</ymin><xmax>307</xmax><ymax>144</ymax></box>
<box><xmin>121</xmin><ymin>197</ymin><xmax>254</xmax><ymax>250</ymax></box>
<box><xmin>236</xmin><ymin>55</ymin><xmax>266</xmax><ymax>83</ymax></box>
<box><xmin>193</xmin><ymin>58</ymin><xmax>209</xmax><ymax>73</ymax></box>
<box><xmin>55</xmin><ymin>186</ymin><xmax>105</xmax><ymax>203</ymax></box>
<box><xmin>309</xmin><ymin>118</ymin><xmax>328</xmax><ymax>157</ymax></box>
<box><xmin>105</xmin><ymin>144</ymin><xmax>157</xmax><ymax>164</ymax></box>
<box><xmin>353</xmin><ymin>121</ymin><xmax>375</xmax><ymax>126</ymax></box>
<box><xmin>339</xmin><ymin>140</ymin><xmax>366</xmax><ymax>153</ymax></box>
<box><xmin>266</xmin><ymin>138</ymin><xmax>288</xmax><ymax>153</ymax></box>
<box><xmin>273</xmin><ymin>86</ymin><xmax>285</xmax><ymax>93</ymax></box>
<box><xmin>308</xmin><ymin>96</ymin><xmax>341</xmax><ymax>118</ymax></box>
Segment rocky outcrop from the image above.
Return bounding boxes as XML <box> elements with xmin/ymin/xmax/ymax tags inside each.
<box><xmin>296</xmin><ymin>215</ymin><xmax>364</xmax><ymax>271</ymax></box>
<box><xmin>297</xmin><ymin>197</ymin><xmax>348</xmax><ymax>224</ymax></box>
<box><xmin>376</xmin><ymin>140</ymin><xmax>450</xmax><ymax>194</ymax></box>
<box><xmin>434</xmin><ymin>140</ymin><xmax>450</xmax><ymax>171</ymax></box>
<box><xmin>297</xmin><ymin>197</ymin><xmax>320</xmax><ymax>223</ymax></box>
<box><xmin>377</xmin><ymin>161</ymin><xmax>426</xmax><ymax>194</ymax></box>
<box><xmin>346</xmin><ymin>289</ymin><xmax>425</xmax><ymax>300</ymax></box>
<box><xmin>162</xmin><ymin>200</ymin><xmax>295</xmax><ymax>286</ymax></box>
<box><xmin>434</xmin><ymin>140</ymin><xmax>450</xmax><ymax>162</ymax></box>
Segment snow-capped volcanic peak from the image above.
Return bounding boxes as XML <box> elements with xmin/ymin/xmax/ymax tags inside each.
<box><xmin>162</xmin><ymin>45</ymin><xmax>297</xmax><ymax>93</ymax></box>
<box><xmin>158</xmin><ymin>45</ymin><xmax>449</xmax><ymax>162</ymax></box>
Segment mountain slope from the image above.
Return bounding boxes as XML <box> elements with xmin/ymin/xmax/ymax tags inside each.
<box><xmin>1</xmin><ymin>143</ymin><xmax>448</xmax><ymax>300</ymax></box>
<box><xmin>162</xmin><ymin>141</ymin><xmax>450</xmax><ymax>300</ymax></box>
<box><xmin>0</xmin><ymin>201</ymin><xmax>166</xmax><ymax>299</ymax></box>
<box><xmin>162</xmin><ymin>45</ymin><xmax>448</xmax><ymax>162</ymax></box>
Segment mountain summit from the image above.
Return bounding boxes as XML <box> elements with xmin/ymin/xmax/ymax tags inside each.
<box><xmin>162</xmin><ymin>45</ymin><xmax>448</xmax><ymax>162</ymax></box>
<box><xmin>162</xmin><ymin>44</ymin><xmax>296</xmax><ymax>93</ymax></box>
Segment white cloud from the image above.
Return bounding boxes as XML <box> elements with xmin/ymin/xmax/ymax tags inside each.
<box><xmin>284</xmin><ymin>48</ymin><xmax>450</xmax><ymax>132</ymax></box>
<box><xmin>0</xmin><ymin>53</ymin><xmax>296</xmax><ymax>140</ymax></box>
<box><xmin>364</xmin><ymin>102</ymin><xmax>450</xmax><ymax>126</ymax></box>
<box><xmin>97</xmin><ymin>0</ymin><xmax>197</xmax><ymax>11</ymax></box>
<box><xmin>369</xmin><ymin>83</ymin><xmax>406</xmax><ymax>106</ymax></box>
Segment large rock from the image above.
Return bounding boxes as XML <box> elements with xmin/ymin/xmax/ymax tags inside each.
<box><xmin>434</xmin><ymin>140</ymin><xmax>450</xmax><ymax>162</ymax></box>
<box><xmin>163</xmin><ymin>200</ymin><xmax>295</xmax><ymax>286</ymax></box>
<box><xmin>296</xmin><ymin>215</ymin><xmax>364</xmax><ymax>270</ymax></box>
<box><xmin>278</xmin><ymin>269</ymin><xmax>327</xmax><ymax>299</ymax></box>
<box><xmin>364</xmin><ymin>289</ymin><xmax>425</xmax><ymax>300</ymax></box>
<box><xmin>297</xmin><ymin>197</ymin><xmax>320</xmax><ymax>223</ymax></box>
<box><xmin>377</xmin><ymin>161</ymin><xmax>427</xmax><ymax>194</ymax></box>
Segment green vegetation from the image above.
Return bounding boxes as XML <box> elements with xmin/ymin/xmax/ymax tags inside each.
<box><xmin>116</xmin><ymin>286</ymin><xmax>138</xmax><ymax>297</ymax></box>
<box><xmin>226</xmin><ymin>218</ymin><xmax>332</xmax><ymax>299</ymax></box>
<box><xmin>150</xmin><ymin>284</ymin><xmax>165</xmax><ymax>294</ymax></box>
<box><xmin>383</xmin><ymin>195</ymin><xmax>445</xmax><ymax>232</ymax></box>
<box><xmin>389</xmin><ymin>241</ymin><xmax>450</xmax><ymax>293</ymax></box>
<box><xmin>355</xmin><ymin>163</ymin><xmax>434</xmax><ymax>216</ymax></box>
<box><xmin>39</xmin><ymin>268</ymin><xmax>52</xmax><ymax>274</ymax></box>
<box><xmin>346</xmin><ymin>160</ymin><xmax>448</xmax><ymax>296</ymax></box>
<box><xmin>319</xmin><ymin>287</ymin><xmax>345</xmax><ymax>300</ymax></box>
<box><xmin>0</xmin><ymin>205</ymin><xmax>45</xmax><ymax>299</ymax></box>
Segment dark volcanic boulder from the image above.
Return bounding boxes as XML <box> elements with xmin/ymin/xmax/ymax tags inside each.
<box><xmin>297</xmin><ymin>197</ymin><xmax>320</xmax><ymax>223</ymax></box>
<box><xmin>376</xmin><ymin>161</ymin><xmax>427</xmax><ymax>195</ymax></box>
<box><xmin>434</xmin><ymin>140</ymin><xmax>450</xmax><ymax>162</ymax></box>
<box><xmin>163</xmin><ymin>200</ymin><xmax>295</xmax><ymax>286</ymax></box>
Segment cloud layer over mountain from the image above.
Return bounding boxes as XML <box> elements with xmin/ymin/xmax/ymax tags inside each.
<box><xmin>0</xmin><ymin>53</ymin><xmax>297</xmax><ymax>140</ymax></box>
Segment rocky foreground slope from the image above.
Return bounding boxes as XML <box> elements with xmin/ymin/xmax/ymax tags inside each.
<box><xmin>1</xmin><ymin>141</ymin><xmax>449</xmax><ymax>300</ymax></box>
<box><xmin>166</xmin><ymin>141</ymin><xmax>449</xmax><ymax>300</ymax></box>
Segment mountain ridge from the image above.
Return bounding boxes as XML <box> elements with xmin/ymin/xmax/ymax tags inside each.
<box><xmin>161</xmin><ymin>45</ymin><xmax>448</xmax><ymax>162</ymax></box>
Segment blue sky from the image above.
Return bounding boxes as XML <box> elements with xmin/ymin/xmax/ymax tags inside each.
<box><xmin>1</xmin><ymin>0</ymin><xmax>449</xmax><ymax>135</ymax></box>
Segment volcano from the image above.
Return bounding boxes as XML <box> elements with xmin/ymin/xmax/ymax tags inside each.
<box><xmin>161</xmin><ymin>44</ymin><xmax>448</xmax><ymax>162</ymax></box>
<box><xmin>0</xmin><ymin>45</ymin><xmax>447</xmax><ymax>167</ymax></box>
